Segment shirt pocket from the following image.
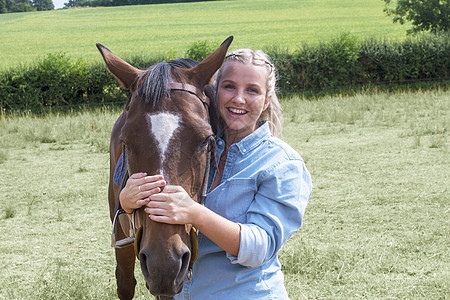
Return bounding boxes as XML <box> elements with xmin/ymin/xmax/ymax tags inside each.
<box><xmin>218</xmin><ymin>178</ymin><xmax>256</xmax><ymax>221</ymax></box>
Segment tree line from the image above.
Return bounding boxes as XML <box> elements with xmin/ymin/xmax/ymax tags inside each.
<box><xmin>0</xmin><ymin>0</ymin><xmax>216</xmax><ymax>12</ymax></box>
<box><xmin>63</xmin><ymin>0</ymin><xmax>217</xmax><ymax>8</ymax></box>
<box><xmin>0</xmin><ymin>0</ymin><xmax>53</xmax><ymax>12</ymax></box>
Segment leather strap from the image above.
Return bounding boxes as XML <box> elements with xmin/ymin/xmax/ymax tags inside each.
<box><xmin>168</xmin><ymin>82</ymin><xmax>210</xmax><ymax>107</ymax></box>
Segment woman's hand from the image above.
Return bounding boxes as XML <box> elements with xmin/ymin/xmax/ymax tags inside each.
<box><xmin>119</xmin><ymin>173</ymin><xmax>166</xmax><ymax>214</ymax></box>
<box><xmin>146</xmin><ymin>185</ymin><xmax>241</xmax><ymax>256</ymax></box>
<box><xmin>144</xmin><ymin>185</ymin><xmax>199</xmax><ymax>225</ymax></box>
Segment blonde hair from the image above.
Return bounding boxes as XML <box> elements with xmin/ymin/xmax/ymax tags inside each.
<box><xmin>213</xmin><ymin>49</ymin><xmax>283</xmax><ymax>137</ymax></box>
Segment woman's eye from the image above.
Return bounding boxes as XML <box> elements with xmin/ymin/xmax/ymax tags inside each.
<box><xmin>224</xmin><ymin>84</ymin><xmax>234</xmax><ymax>89</ymax></box>
<box><xmin>248</xmin><ymin>88</ymin><xmax>259</xmax><ymax>94</ymax></box>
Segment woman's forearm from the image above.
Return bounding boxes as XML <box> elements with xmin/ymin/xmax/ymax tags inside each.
<box><xmin>192</xmin><ymin>204</ymin><xmax>241</xmax><ymax>256</ymax></box>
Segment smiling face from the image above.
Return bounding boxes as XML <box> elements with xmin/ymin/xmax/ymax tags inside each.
<box><xmin>217</xmin><ymin>61</ymin><xmax>269</xmax><ymax>143</ymax></box>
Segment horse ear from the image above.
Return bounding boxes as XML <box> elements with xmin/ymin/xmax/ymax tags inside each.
<box><xmin>188</xmin><ymin>36</ymin><xmax>233</xmax><ymax>86</ymax></box>
<box><xmin>96</xmin><ymin>43</ymin><xmax>143</xmax><ymax>90</ymax></box>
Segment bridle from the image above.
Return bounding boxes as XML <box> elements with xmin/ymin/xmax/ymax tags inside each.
<box><xmin>168</xmin><ymin>82</ymin><xmax>216</xmax><ymax>205</ymax></box>
<box><xmin>111</xmin><ymin>81</ymin><xmax>216</xmax><ymax>282</ymax></box>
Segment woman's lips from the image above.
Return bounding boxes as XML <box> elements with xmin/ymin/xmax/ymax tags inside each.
<box><xmin>227</xmin><ymin>107</ymin><xmax>248</xmax><ymax>117</ymax></box>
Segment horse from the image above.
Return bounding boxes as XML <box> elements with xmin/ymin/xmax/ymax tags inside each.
<box><xmin>97</xmin><ymin>36</ymin><xmax>233</xmax><ymax>299</ymax></box>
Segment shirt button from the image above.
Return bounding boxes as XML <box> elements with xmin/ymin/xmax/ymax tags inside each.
<box><xmin>217</xmin><ymin>140</ymin><xmax>223</xmax><ymax>146</ymax></box>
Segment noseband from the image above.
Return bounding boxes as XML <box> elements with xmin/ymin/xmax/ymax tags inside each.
<box><xmin>111</xmin><ymin>82</ymin><xmax>215</xmax><ymax>282</ymax></box>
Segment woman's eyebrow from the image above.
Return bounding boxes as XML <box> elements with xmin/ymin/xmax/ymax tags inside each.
<box><xmin>246</xmin><ymin>82</ymin><xmax>263</xmax><ymax>89</ymax></box>
<box><xmin>221</xmin><ymin>79</ymin><xmax>235</xmax><ymax>84</ymax></box>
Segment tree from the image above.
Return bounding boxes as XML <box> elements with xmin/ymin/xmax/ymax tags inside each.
<box><xmin>0</xmin><ymin>0</ymin><xmax>8</xmax><ymax>12</ymax></box>
<box><xmin>33</xmin><ymin>0</ymin><xmax>54</xmax><ymax>10</ymax></box>
<box><xmin>383</xmin><ymin>0</ymin><xmax>449</xmax><ymax>34</ymax></box>
<box><xmin>0</xmin><ymin>0</ymin><xmax>53</xmax><ymax>12</ymax></box>
<box><xmin>10</xmin><ymin>0</ymin><xmax>34</xmax><ymax>12</ymax></box>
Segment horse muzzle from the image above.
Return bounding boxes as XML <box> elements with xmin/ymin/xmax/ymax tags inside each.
<box><xmin>138</xmin><ymin>238</ymin><xmax>190</xmax><ymax>296</ymax></box>
<box><xmin>112</xmin><ymin>209</ymin><xmax>199</xmax><ymax>296</ymax></box>
<box><xmin>135</xmin><ymin>224</ymin><xmax>198</xmax><ymax>296</ymax></box>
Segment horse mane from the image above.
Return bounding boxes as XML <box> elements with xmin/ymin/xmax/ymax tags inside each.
<box><xmin>137</xmin><ymin>58</ymin><xmax>199</xmax><ymax>106</ymax></box>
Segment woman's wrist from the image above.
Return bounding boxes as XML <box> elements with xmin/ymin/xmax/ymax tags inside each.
<box><xmin>190</xmin><ymin>203</ymin><xmax>208</xmax><ymax>229</ymax></box>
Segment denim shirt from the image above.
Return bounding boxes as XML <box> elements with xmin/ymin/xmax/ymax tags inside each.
<box><xmin>113</xmin><ymin>123</ymin><xmax>312</xmax><ymax>299</ymax></box>
<box><xmin>175</xmin><ymin>123</ymin><xmax>312</xmax><ymax>299</ymax></box>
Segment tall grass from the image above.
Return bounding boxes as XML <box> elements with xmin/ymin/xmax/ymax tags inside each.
<box><xmin>0</xmin><ymin>106</ymin><xmax>119</xmax><ymax>153</ymax></box>
<box><xmin>0</xmin><ymin>0</ymin><xmax>409</xmax><ymax>69</ymax></box>
<box><xmin>0</xmin><ymin>91</ymin><xmax>448</xmax><ymax>299</ymax></box>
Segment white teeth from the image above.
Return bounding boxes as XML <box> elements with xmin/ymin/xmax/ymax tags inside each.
<box><xmin>228</xmin><ymin>108</ymin><xmax>246</xmax><ymax>114</ymax></box>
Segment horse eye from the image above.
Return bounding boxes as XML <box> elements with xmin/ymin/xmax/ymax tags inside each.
<box><xmin>198</xmin><ymin>140</ymin><xmax>208</xmax><ymax>150</ymax></box>
<box><xmin>199</xmin><ymin>135</ymin><xmax>213</xmax><ymax>151</ymax></box>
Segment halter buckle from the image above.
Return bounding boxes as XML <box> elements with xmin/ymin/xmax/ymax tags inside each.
<box><xmin>187</xmin><ymin>268</ymin><xmax>193</xmax><ymax>282</ymax></box>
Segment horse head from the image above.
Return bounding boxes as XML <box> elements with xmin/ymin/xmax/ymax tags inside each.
<box><xmin>98</xmin><ymin>36</ymin><xmax>233</xmax><ymax>297</ymax></box>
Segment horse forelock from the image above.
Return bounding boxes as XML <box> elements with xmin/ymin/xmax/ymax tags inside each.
<box><xmin>137</xmin><ymin>62</ymin><xmax>172</xmax><ymax>106</ymax></box>
<box><xmin>136</xmin><ymin>58</ymin><xmax>199</xmax><ymax>106</ymax></box>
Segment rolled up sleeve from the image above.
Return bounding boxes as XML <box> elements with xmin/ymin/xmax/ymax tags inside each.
<box><xmin>227</xmin><ymin>159</ymin><xmax>312</xmax><ymax>267</ymax></box>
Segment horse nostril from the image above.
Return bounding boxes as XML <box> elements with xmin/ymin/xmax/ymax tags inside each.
<box><xmin>182</xmin><ymin>251</ymin><xmax>190</xmax><ymax>267</ymax></box>
<box><xmin>179</xmin><ymin>250</ymin><xmax>191</xmax><ymax>278</ymax></box>
<box><xmin>139</xmin><ymin>252</ymin><xmax>150</xmax><ymax>278</ymax></box>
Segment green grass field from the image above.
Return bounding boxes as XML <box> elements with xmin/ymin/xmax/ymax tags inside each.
<box><xmin>0</xmin><ymin>0</ymin><xmax>410</xmax><ymax>69</ymax></box>
<box><xmin>0</xmin><ymin>90</ymin><xmax>448</xmax><ymax>299</ymax></box>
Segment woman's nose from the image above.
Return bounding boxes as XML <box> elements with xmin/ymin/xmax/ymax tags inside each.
<box><xmin>232</xmin><ymin>90</ymin><xmax>245</xmax><ymax>103</ymax></box>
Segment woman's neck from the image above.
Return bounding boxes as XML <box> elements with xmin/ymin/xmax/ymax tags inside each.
<box><xmin>222</xmin><ymin>121</ymin><xmax>262</xmax><ymax>146</ymax></box>
<box><xmin>223</xmin><ymin>128</ymin><xmax>250</xmax><ymax>146</ymax></box>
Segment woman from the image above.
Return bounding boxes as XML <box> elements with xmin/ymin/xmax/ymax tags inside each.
<box><xmin>118</xmin><ymin>49</ymin><xmax>312</xmax><ymax>299</ymax></box>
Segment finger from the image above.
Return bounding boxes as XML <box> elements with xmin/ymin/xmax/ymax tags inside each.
<box><xmin>161</xmin><ymin>185</ymin><xmax>183</xmax><ymax>193</ymax></box>
<box><xmin>134</xmin><ymin>175</ymin><xmax>164</xmax><ymax>188</ymax></box>
<box><xmin>143</xmin><ymin>174</ymin><xmax>164</xmax><ymax>182</ymax></box>
<box><xmin>145</xmin><ymin>207</ymin><xmax>170</xmax><ymax>216</ymax></box>
<box><xmin>144</xmin><ymin>200</ymin><xmax>168</xmax><ymax>209</ymax></box>
<box><xmin>129</xmin><ymin>172</ymin><xmax>147</xmax><ymax>179</ymax></box>
<box><xmin>136</xmin><ymin>198</ymin><xmax>150</xmax><ymax>207</ymax></box>
<box><xmin>148</xmin><ymin>214</ymin><xmax>173</xmax><ymax>224</ymax></box>
<box><xmin>149</xmin><ymin>192</ymin><xmax>171</xmax><ymax>202</ymax></box>
<box><xmin>140</xmin><ymin>180</ymin><xmax>166</xmax><ymax>192</ymax></box>
<box><xmin>139</xmin><ymin>187</ymin><xmax>164</xmax><ymax>200</ymax></box>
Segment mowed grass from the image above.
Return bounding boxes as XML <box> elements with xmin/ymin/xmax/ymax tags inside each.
<box><xmin>0</xmin><ymin>0</ymin><xmax>410</xmax><ymax>69</ymax></box>
<box><xmin>0</xmin><ymin>89</ymin><xmax>448</xmax><ymax>299</ymax></box>
<box><xmin>280</xmin><ymin>91</ymin><xmax>449</xmax><ymax>299</ymax></box>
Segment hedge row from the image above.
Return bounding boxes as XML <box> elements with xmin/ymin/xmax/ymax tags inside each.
<box><xmin>267</xmin><ymin>32</ymin><xmax>449</xmax><ymax>93</ymax></box>
<box><xmin>0</xmin><ymin>33</ymin><xmax>448</xmax><ymax>111</ymax></box>
<box><xmin>0</xmin><ymin>53</ymin><xmax>167</xmax><ymax>111</ymax></box>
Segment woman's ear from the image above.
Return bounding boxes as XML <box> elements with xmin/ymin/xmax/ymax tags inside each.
<box><xmin>263</xmin><ymin>95</ymin><xmax>271</xmax><ymax>111</ymax></box>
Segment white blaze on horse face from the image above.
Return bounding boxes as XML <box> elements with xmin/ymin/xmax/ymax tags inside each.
<box><xmin>146</xmin><ymin>112</ymin><xmax>180</xmax><ymax>178</ymax></box>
